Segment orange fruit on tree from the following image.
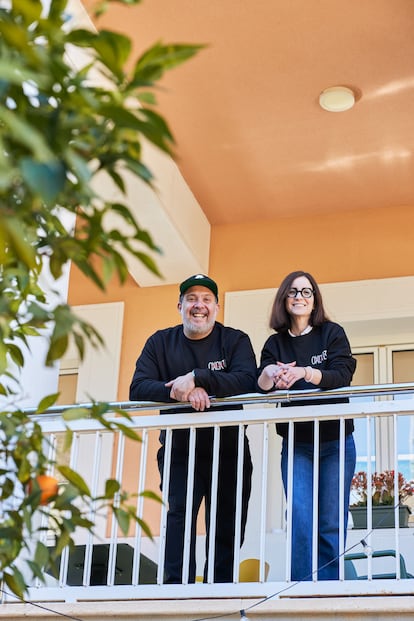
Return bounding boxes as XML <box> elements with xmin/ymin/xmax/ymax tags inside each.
<box><xmin>28</xmin><ymin>474</ymin><xmax>59</xmax><ymax>505</ymax></box>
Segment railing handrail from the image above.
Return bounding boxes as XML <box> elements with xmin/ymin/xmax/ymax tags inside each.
<box><xmin>23</xmin><ymin>383</ymin><xmax>414</xmax><ymax>432</ymax></box>
<box><xmin>23</xmin><ymin>381</ymin><xmax>414</xmax><ymax>418</ymax></box>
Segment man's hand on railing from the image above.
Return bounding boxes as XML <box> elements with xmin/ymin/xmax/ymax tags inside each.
<box><xmin>166</xmin><ymin>374</ymin><xmax>211</xmax><ymax>411</ymax></box>
<box><xmin>188</xmin><ymin>387</ymin><xmax>211</xmax><ymax>411</ymax></box>
<box><xmin>166</xmin><ymin>371</ymin><xmax>196</xmax><ymax>401</ymax></box>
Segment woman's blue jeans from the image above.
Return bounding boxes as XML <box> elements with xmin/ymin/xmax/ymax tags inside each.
<box><xmin>281</xmin><ymin>434</ymin><xmax>356</xmax><ymax>581</ymax></box>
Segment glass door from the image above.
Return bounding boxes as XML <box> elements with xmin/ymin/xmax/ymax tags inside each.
<box><xmin>351</xmin><ymin>349</ymin><xmax>378</xmax><ymax>474</ymax></box>
<box><xmin>389</xmin><ymin>346</ymin><xmax>414</xmax><ymax>480</ymax></box>
<box><xmin>350</xmin><ymin>344</ymin><xmax>414</xmax><ymax>478</ymax></box>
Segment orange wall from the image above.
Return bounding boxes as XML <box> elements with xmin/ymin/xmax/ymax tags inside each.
<box><xmin>68</xmin><ymin>204</ymin><xmax>414</xmax><ymax>400</ymax></box>
<box><xmin>210</xmin><ymin>204</ymin><xmax>414</xmax><ymax>294</ymax></box>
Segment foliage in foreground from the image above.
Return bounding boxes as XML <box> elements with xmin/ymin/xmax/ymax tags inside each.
<box><xmin>0</xmin><ymin>0</ymin><xmax>202</xmax><ymax>596</ymax></box>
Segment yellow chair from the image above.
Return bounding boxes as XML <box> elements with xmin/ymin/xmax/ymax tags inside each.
<box><xmin>239</xmin><ymin>558</ymin><xmax>270</xmax><ymax>582</ymax></box>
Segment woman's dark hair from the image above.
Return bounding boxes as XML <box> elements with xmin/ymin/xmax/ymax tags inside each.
<box><xmin>269</xmin><ymin>270</ymin><xmax>329</xmax><ymax>332</ymax></box>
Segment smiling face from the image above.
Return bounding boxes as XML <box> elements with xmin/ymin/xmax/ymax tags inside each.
<box><xmin>285</xmin><ymin>275</ymin><xmax>314</xmax><ymax>325</ymax></box>
<box><xmin>178</xmin><ymin>285</ymin><xmax>219</xmax><ymax>339</ymax></box>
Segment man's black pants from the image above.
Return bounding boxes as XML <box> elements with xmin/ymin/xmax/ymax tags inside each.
<box><xmin>157</xmin><ymin>431</ymin><xmax>252</xmax><ymax>584</ymax></box>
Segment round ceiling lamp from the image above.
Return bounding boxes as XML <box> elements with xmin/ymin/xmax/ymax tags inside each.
<box><xmin>319</xmin><ymin>86</ymin><xmax>355</xmax><ymax>112</ymax></box>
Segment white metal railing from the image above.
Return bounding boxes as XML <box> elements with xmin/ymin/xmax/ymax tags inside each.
<box><xmin>4</xmin><ymin>383</ymin><xmax>414</xmax><ymax>603</ymax></box>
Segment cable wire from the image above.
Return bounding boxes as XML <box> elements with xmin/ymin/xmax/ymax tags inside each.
<box><xmin>0</xmin><ymin>584</ymin><xmax>84</xmax><ymax>621</ymax></box>
<box><xmin>0</xmin><ymin>501</ymin><xmax>403</xmax><ymax>621</ymax></box>
<box><xmin>190</xmin><ymin>505</ymin><xmax>401</xmax><ymax>621</ymax></box>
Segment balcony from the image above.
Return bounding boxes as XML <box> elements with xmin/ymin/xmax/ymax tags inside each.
<box><xmin>2</xmin><ymin>384</ymin><xmax>414</xmax><ymax>621</ymax></box>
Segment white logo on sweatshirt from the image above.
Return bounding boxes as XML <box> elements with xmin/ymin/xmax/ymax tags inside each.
<box><xmin>311</xmin><ymin>350</ymin><xmax>328</xmax><ymax>365</ymax></box>
<box><xmin>208</xmin><ymin>359</ymin><xmax>227</xmax><ymax>371</ymax></box>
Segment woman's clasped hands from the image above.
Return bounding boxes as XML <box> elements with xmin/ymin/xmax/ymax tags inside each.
<box><xmin>261</xmin><ymin>361</ymin><xmax>303</xmax><ymax>390</ymax></box>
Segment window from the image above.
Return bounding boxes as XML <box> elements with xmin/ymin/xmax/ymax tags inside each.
<box><xmin>391</xmin><ymin>348</ymin><xmax>414</xmax><ymax>480</ymax></box>
<box><xmin>351</xmin><ymin>345</ymin><xmax>414</xmax><ymax>477</ymax></box>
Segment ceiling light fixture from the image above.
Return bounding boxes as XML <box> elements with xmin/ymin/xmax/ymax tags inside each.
<box><xmin>319</xmin><ymin>86</ymin><xmax>355</xmax><ymax>112</ymax></box>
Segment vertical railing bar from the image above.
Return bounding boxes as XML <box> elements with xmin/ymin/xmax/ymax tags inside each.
<box><xmin>132</xmin><ymin>427</ymin><xmax>149</xmax><ymax>586</ymax></box>
<box><xmin>338</xmin><ymin>418</ymin><xmax>345</xmax><ymax>580</ymax></box>
<box><xmin>366</xmin><ymin>415</ymin><xmax>373</xmax><ymax>579</ymax></box>
<box><xmin>206</xmin><ymin>425</ymin><xmax>220</xmax><ymax>584</ymax></box>
<box><xmin>157</xmin><ymin>428</ymin><xmax>172</xmax><ymax>584</ymax></box>
<box><xmin>232</xmin><ymin>425</ymin><xmax>245</xmax><ymax>582</ymax></box>
<box><xmin>312</xmin><ymin>419</ymin><xmax>319</xmax><ymax>582</ymax></box>
<box><xmin>83</xmin><ymin>431</ymin><xmax>103</xmax><ymax>586</ymax></box>
<box><xmin>181</xmin><ymin>426</ymin><xmax>196</xmax><ymax>584</ymax></box>
<box><xmin>393</xmin><ymin>413</ymin><xmax>401</xmax><ymax>579</ymax></box>
<box><xmin>259</xmin><ymin>421</ymin><xmax>269</xmax><ymax>582</ymax></box>
<box><xmin>59</xmin><ymin>432</ymin><xmax>80</xmax><ymax>587</ymax></box>
<box><xmin>285</xmin><ymin>420</ymin><xmax>294</xmax><ymax>581</ymax></box>
<box><xmin>106</xmin><ymin>431</ymin><xmax>126</xmax><ymax>586</ymax></box>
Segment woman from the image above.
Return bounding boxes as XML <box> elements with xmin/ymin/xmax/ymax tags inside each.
<box><xmin>258</xmin><ymin>270</ymin><xmax>356</xmax><ymax>581</ymax></box>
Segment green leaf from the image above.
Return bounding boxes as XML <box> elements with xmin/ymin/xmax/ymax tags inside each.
<box><xmin>8</xmin><ymin>0</ymin><xmax>43</xmax><ymax>24</ymax></box>
<box><xmin>26</xmin><ymin>559</ymin><xmax>46</xmax><ymax>582</ymax></box>
<box><xmin>2</xmin><ymin>217</ymin><xmax>37</xmax><ymax>269</ymax></box>
<box><xmin>20</xmin><ymin>159</ymin><xmax>66</xmax><ymax>204</ymax></box>
<box><xmin>68</xmin><ymin>29</ymin><xmax>131</xmax><ymax>79</ymax></box>
<box><xmin>54</xmin><ymin>531</ymin><xmax>72</xmax><ymax>557</ymax></box>
<box><xmin>93</xmin><ymin>29</ymin><xmax>132</xmax><ymax>77</ymax></box>
<box><xmin>140</xmin><ymin>490</ymin><xmax>163</xmax><ymax>503</ymax></box>
<box><xmin>57</xmin><ymin>466</ymin><xmax>91</xmax><ymax>496</ymax></box>
<box><xmin>73</xmin><ymin>331</ymin><xmax>85</xmax><ymax>361</ymax></box>
<box><xmin>3</xmin><ymin>567</ymin><xmax>26</xmax><ymax>599</ymax></box>
<box><xmin>36</xmin><ymin>393</ymin><xmax>59</xmax><ymax>414</ymax></box>
<box><xmin>63</xmin><ymin>428</ymin><xmax>74</xmax><ymax>452</ymax></box>
<box><xmin>136</xmin><ymin>516</ymin><xmax>154</xmax><ymax>540</ymax></box>
<box><xmin>133</xmin><ymin>251</ymin><xmax>163</xmax><ymax>277</ymax></box>
<box><xmin>92</xmin><ymin>0</ymin><xmax>142</xmax><ymax>19</ymax></box>
<box><xmin>133</xmin><ymin>42</ymin><xmax>204</xmax><ymax>85</ymax></box>
<box><xmin>0</xmin><ymin>20</ymin><xmax>29</xmax><ymax>50</ymax></box>
<box><xmin>62</xmin><ymin>407</ymin><xmax>90</xmax><ymax>421</ymax></box>
<box><xmin>7</xmin><ymin>343</ymin><xmax>25</xmax><ymax>367</ymax></box>
<box><xmin>114</xmin><ymin>423</ymin><xmax>141</xmax><ymax>442</ymax></box>
<box><xmin>137</xmin><ymin>91</ymin><xmax>156</xmax><ymax>105</ymax></box>
<box><xmin>65</xmin><ymin>147</ymin><xmax>92</xmax><ymax>185</ymax></box>
<box><xmin>113</xmin><ymin>507</ymin><xmax>130</xmax><ymax>535</ymax></box>
<box><xmin>46</xmin><ymin>334</ymin><xmax>69</xmax><ymax>365</ymax></box>
<box><xmin>0</xmin><ymin>340</ymin><xmax>9</xmax><ymax>375</ymax></box>
<box><xmin>34</xmin><ymin>540</ymin><xmax>49</xmax><ymax>568</ymax></box>
<box><xmin>125</xmin><ymin>158</ymin><xmax>153</xmax><ymax>183</ymax></box>
<box><xmin>102</xmin><ymin>255</ymin><xmax>116</xmax><ymax>284</ymax></box>
<box><xmin>0</xmin><ymin>60</ymin><xmax>47</xmax><ymax>88</ymax></box>
<box><xmin>0</xmin><ymin>107</ymin><xmax>54</xmax><ymax>161</ymax></box>
<box><xmin>104</xmin><ymin>478</ymin><xmax>121</xmax><ymax>498</ymax></box>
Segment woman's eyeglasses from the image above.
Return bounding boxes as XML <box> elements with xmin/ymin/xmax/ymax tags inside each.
<box><xmin>287</xmin><ymin>287</ymin><xmax>314</xmax><ymax>299</ymax></box>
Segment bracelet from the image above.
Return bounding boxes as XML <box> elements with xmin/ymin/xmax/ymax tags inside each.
<box><xmin>304</xmin><ymin>366</ymin><xmax>314</xmax><ymax>383</ymax></box>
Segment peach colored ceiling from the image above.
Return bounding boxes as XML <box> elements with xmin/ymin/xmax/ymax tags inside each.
<box><xmin>85</xmin><ymin>0</ymin><xmax>414</xmax><ymax>225</ymax></box>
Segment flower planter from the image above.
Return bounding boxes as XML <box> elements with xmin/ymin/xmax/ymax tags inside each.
<box><xmin>350</xmin><ymin>504</ymin><xmax>411</xmax><ymax>529</ymax></box>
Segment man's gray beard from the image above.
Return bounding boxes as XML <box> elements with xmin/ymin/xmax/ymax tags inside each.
<box><xmin>182</xmin><ymin>317</ymin><xmax>215</xmax><ymax>337</ymax></box>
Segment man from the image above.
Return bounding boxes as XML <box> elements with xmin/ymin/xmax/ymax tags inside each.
<box><xmin>129</xmin><ymin>274</ymin><xmax>257</xmax><ymax>583</ymax></box>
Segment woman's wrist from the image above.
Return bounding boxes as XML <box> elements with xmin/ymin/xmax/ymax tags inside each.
<box><xmin>304</xmin><ymin>366</ymin><xmax>314</xmax><ymax>383</ymax></box>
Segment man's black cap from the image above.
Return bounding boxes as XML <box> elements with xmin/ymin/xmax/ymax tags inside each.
<box><xmin>179</xmin><ymin>274</ymin><xmax>218</xmax><ymax>300</ymax></box>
